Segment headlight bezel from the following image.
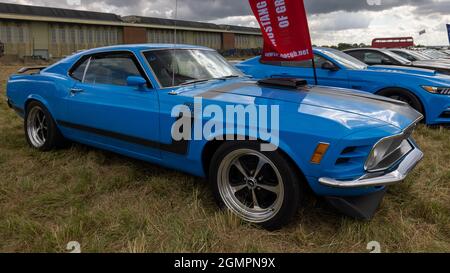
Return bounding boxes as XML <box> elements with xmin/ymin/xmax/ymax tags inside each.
<box><xmin>364</xmin><ymin>122</ymin><xmax>418</xmax><ymax>173</ymax></box>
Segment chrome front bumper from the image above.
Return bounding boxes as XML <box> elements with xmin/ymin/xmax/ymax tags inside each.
<box><xmin>319</xmin><ymin>147</ymin><xmax>424</xmax><ymax>189</ymax></box>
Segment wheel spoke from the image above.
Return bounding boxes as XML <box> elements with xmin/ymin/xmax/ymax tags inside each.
<box><xmin>258</xmin><ymin>184</ymin><xmax>280</xmax><ymax>195</ymax></box>
<box><xmin>252</xmin><ymin>189</ymin><xmax>261</xmax><ymax>210</ymax></box>
<box><xmin>38</xmin><ymin>129</ymin><xmax>45</xmax><ymax>142</ymax></box>
<box><xmin>253</xmin><ymin>157</ymin><xmax>268</xmax><ymax>179</ymax></box>
<box><xmin>231</xmin><ymin>184</ymin><xmax>247</xmax><ymax>194</ymax></box>
<box><xmin>233</xmin><ymin>159</ymin><xmax>249</xmax><ymax>179</ymax></box>
<box><xmin>36</xmin><ymin>113</ymin><xmax>43</xmax><ymax>124</ymax></box>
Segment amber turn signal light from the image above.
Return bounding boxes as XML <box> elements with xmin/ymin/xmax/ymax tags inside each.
<box><xmin>311</xmin><ymin>143</ymin><xmax>330</xmax><ymax>164</ymax></box>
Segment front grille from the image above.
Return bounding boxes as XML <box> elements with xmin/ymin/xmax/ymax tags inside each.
<box><xmin>439</xmin><ymin>88</ymin><xmax>450</xmax><ymax>95</ymax></box>
<box><xmin>440</xmin><ymin>111</ymin><xmax>450</xmax><ymax>119</ymax></box>
<box><xmin>335</xmin><ymin>146</ymin><xmax>370</xmax><ymax>167</ymax></box>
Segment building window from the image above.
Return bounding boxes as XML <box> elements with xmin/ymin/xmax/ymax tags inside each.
<box><xmin>6</xmin><ymin>25</ymin><xmax>11</xmax><ymax>43</ymax></box>
<box><xmin>96</xmin><ymin>29</ymin><xmax>101</xmax><ymax>44</ymax></box>
<box><xmin>17</xmin><ymin>23</ymin><xmax>24</xmax><ymax>43</ymax></box>
<box><xmin>102</xmin><ymin>28</ymin><xmax>108</xmax><ymax>44</ymax></box>
<box><xmin>50</xmin><ymin>27</ymin><xmax>57</xmax><ymax>44</ymax></box>
<box><xmin>87</xmin><ymin>29</ymin><xmax>93</xmax><ymax>44</ymax></box>
<box><xmin>69</xmin><ymin>28</ymin><xmax>76</xmax><ymax>43</ymax></box>
<box><xmin>79</xmin><ymin>28</ymin><xmax>85</xmax><ymax>44</ymax></box>
<box><xmin>60</xmin><ymin>27</ymin><xmax>66</xmax><ymax>43</ymax></box>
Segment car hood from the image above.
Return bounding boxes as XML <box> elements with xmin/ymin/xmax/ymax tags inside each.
<box><xmin>177</xmin><ymin>79</ymin><xmax>422</xmax><ymax>130</ymax></box>
<box><xmin>367</xmin><ymin>65</ymin><xmax>437</xmax><ymax>76</ymax></box>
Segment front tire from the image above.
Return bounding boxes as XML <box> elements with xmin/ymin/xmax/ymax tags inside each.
<box><xmin>209</xmin><ymin>141</ymin><xmax>302</xmax><ymax>230</ymax></box>
<box><xmin>25</xmin><ymin>101</ymin><xmax>66</xmax><ymax>151</ymax></box>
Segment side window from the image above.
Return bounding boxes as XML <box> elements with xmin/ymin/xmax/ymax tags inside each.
<box><xmin>364</xmin><ymin>52</ymin><xmax>383</xmax><ymax>64</ymax></box>
<box><xmin>346</xmin><ymin>51</ymin><xmax>364</xmax><ymax>61</ymax></box>
<box><xmin>363</xmin><ymin>52</ymin><xmax>392</xmax><ymax>65</ymax></box>
<box><xmin>83</xmin><ymin>53</ymin><xmax>144</xmax><ymax>86</ymax></box>
<box><xmin>70</xmin><ymin>57</ymin><xmax>90</xmax><ymax>81</ymax></box>
<box><xmin>314</xmin><ymin>55</ymin><xmax>330</xmax><ymax>68</ymax></box>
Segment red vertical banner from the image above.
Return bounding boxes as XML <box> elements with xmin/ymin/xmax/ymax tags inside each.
<box><xmin>249</xmin><ymin>0</ymin><xmax>313</xmax><ymax>62</ymax></box>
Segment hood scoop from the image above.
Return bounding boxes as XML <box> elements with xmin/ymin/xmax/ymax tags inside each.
<box><xmin>258</xmin><ymin>78</ymin><xmax>308</xmax><ymax>89</ymax></box>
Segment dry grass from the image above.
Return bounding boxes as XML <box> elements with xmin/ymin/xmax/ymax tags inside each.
<box><xmin>0</xmin><ymin>64</ymin><xmax>449</xmax><ymax>253</ymax></box>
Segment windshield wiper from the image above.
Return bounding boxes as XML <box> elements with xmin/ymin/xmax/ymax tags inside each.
<box><xmin>180</xmin><ymin>79</ymin><xmax>211</xmax><ymax>86</ymax></box>
<box><xmin>180</xmin><ymin>76</ymin><xmax>240</xmax><ymax>86</ymax></box>
<box><xmin>215</xmin><ymin>75</ymin><xmax>241</xmax><ymax>80</ymax></box>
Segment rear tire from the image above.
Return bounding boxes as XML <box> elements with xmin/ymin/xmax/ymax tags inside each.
<box><xmin>209</xmin><ymin>141</ymin><xmax>302</xmax><ymax>230</ymax></box>
<box><xmin>25</xmin><ymin>101</ymin><xmax>66</xmax><ymax>151</ymax></box>
<box><xmin>378</xmin><ymin>88</ymin><xmax>424</xmax><ymax>114</ymax></box>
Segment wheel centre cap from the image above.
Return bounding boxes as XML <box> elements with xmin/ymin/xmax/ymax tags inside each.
<box><xmin>246</xmin><ymin>178</ymin><xmax>257</xmax><ymax>189</ymax></box>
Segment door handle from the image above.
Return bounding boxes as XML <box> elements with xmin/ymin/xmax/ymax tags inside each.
<box><xmin>70</xmin><ymin>88</ymin><xmax>84</xmax><ymax>95</ymax></box>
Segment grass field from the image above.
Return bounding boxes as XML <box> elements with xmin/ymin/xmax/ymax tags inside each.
<box><xmin>0</xmin><ymin>64</ymin><xmax>449</xmax><ymax>253</ymax></box>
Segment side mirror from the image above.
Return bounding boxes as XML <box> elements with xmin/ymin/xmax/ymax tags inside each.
<box><xmin>127</xmin><ymin>76</ymin><xmax>147</xmax><ymax>88</ymax></box>
<box><xmin>321</xmin><ymin>61</ymin><xmax>339</xmax><ymax>71</ymax></box>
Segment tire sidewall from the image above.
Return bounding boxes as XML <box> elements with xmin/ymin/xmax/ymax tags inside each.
<box><xmin>25</xmin><ymin>101</ymin><xmax>59</xmax><ymax>151</ymax></box>
<box><xmin>209</xmin><ymin>141</ymin><xmax>302</xmax><ymax>230</ymax></box>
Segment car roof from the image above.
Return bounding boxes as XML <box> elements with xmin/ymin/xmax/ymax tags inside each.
<box><xmin>344</xmin><ymin>48</ymin><xmax>381</xmax><ymax>52</ymax></box>
<box><xmin>77</xmin><ymin>43</ymin><xmax>212</xmax><ymax>55</ymax></box>
<box><xmin>389</xmin><ymin>48</ymin><xmax>408</xmax><ymax>51</ymax></box>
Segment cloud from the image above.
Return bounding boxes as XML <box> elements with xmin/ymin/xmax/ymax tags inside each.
<box><xmin>309</xmin><ymin>11</ymin><xmax>373</xmax><ymax>31</ymax></box>
<box><xmin>1</xmin><ymin>0</ymin><xmax>449</xmax><ymax>45</ymax></box>
<box><xmin>6</xmin><ymin>0</ymin><xmax>449</xmax><ymax>19</ymax></box>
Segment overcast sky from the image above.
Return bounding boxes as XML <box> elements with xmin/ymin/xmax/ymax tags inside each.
<box><xmin>2</xmin><ymin>0</ymin><xmax>450</xmax><ymax>45</ymax></box>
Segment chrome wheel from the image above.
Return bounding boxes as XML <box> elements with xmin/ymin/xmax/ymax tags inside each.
<box><xmin>26</xmin><ymin>106</ymin><xmax>48</xmax><ymax>148</ymax></box>
<box><xmin>217</xmin><ymin>149</ymin><xmax>285</xmax><ymax>223</ymax></box>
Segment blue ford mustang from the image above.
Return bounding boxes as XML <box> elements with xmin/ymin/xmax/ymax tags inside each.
<box><xmin>236</xmin><ymin>47</ymin><xmax>450</xmax><ymax>125</ymax></box>
<box><xmin>6</xmin><ymin>44</ymin><xmax>423</xmax><ymax>229</ymax></box>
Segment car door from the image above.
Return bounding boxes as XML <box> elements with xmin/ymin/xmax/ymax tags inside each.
<box><xmin>260</xmin><ymin>55</ymin><xmax>350</xmax><ymax>88</ymax></box>
<box><xmin>61</xmin><ymin>51</ymin><xmax>161</xmax><ymax>159</ymax></box>
<box><xmin>311</xmin><ymin>54</ymin><xmax>350</xmax><ymax>88</ymax></box>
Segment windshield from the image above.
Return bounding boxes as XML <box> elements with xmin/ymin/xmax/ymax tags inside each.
<box><xmin>379</xmin><ymin>49</ymin><xmax>412</xmax><ymax>65</ymax></box>
<box><xmin>408</xmin><ymin>50</ymin><xmax>432</xmax><ymax>60</ymax></box>
<box><xmin>317</xmin><ymin>48</ymin><xmax>367</xmax><ymax>70</ymax></box>
<box><xmin>423</xmin><ymin>49</ymin><xmax>449</xmax><ymax>59</ymax></box>
<box><xmin>143</xmin><ymin>49</ymin><xmax>243</xmax><ymax>88</ymax></box>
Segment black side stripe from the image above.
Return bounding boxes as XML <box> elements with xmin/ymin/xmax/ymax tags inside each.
<box><xmin>57</xmin><ymin>120</ymin><xmax>189</xmax><ymax>155</ymax></box>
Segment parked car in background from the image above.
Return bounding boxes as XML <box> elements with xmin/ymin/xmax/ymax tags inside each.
<box><xmin>344</xmin><ymin>48</ymin><xmax>450</xmax><ymax>75</ymax></box>
<box><xmin>0</xmin><ymin>40</ymin><xmax>4</xmax><ymax>57</ymax></box>
<box><xmin>6</xmin><ymin>44</ymin><xmax>424</xmax><ymax>229</ymax></box>
<box><xmin>420</xmin><ymin>49</ymin><xmax>450</xmax><ymax>60</ymax></box>
<box><xmin>389</xmin><ymin>48</ymin><xmax>450</xmax><ymax>64</ymax></box>
<box><xmin>236</xmin><ymin>47</ymin><xmax>450</xmax><ymax>125</ymax></box>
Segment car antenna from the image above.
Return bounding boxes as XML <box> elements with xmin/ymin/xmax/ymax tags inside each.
<box><xmin>168</xmin><ymin>0</ymin><xmax>179</xmax><ymax>95</ymax></box>
<box><xmin>171</xmin><ymin>0</ymin><xmax>178</xmax><ymax>88</ymax></box>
